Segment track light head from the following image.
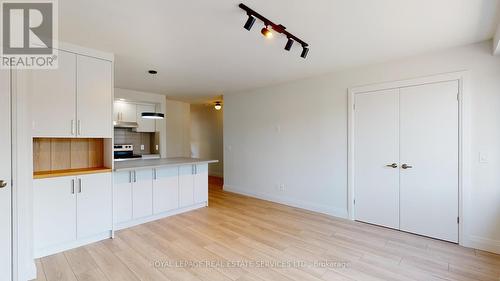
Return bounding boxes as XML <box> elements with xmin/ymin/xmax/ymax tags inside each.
<box><xmin>284</xmin><ymin>38</ymin><xmax>294</xmax><ymax>51</ymax></box>
<box><xmin>244</xmin><ymin>15</ymin><xmax>256</xmax><ymax>31</ymax></box>
<box><xmin>261</xmin><ymin>26</ymin><xmax>273</xmax><ymax>39</ymax></box>
<box><xmin>301</xmin><ymin>46</ymin><xmax>309</xmax><ymax>59</ymax></box>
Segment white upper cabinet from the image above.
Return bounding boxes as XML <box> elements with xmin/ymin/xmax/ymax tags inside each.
<box><xmin>77</xmin><ymin>56</ymin><xmax>113</xmax><ymax>138</ymax></box>
<box><xmin>32</xmin><ymin>50</ymin><xmax>77</xmax><ymax>137</ymax></box>
<box><xmin>30</xmin><ymin>47</ymin><xmax>113</xmax><ymax>138</ymax></box>
<box><xmin>114</xmin><ymin>101</ymin><xmax>137</xmax><ymax>123</ymax></box>
<box><xmin>136</xmin><ymin>104</ymin><xmax>156</xmax><ymax>132</ymax></box>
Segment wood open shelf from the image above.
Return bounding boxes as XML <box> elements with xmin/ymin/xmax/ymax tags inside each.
<box><xmin>33</xmin><ymin>138</ymin><xmax>112</xmax><ymax>179</ymax></box>
<box><xmin>33</xmin><ymin>167</ymin><xmax>112</xmax><ymax>179</ymax></box>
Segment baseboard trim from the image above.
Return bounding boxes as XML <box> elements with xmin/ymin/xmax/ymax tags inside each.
<box><xmin>223</xmin><ymin>185</ymin><xmax>348</xmax><ymax>219</ymax></box>
<box><xmin>463</xmin><ymin>235</ymin><xmax>500</xmax><ymax>255</ymax></box>
<box><xmin>114</xmin><ymin>202</ymin><xmax>207</xmax><ymax>231</ymax></box>
<box><xmin>34</xmin><ymin>231</ymin><xmax>112</xmax><ymax>258</ymax></box>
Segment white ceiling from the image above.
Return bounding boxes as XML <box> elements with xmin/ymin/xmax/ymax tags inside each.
<box><xmin>59</xmin><ymin>0</ymin><xmax>500</xmax><ymax>100</ymax></box>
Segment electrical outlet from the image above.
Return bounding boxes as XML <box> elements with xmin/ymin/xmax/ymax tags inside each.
<box><xmin>479</xmin><ymin>152</ymin><xmax>489</xmax><ymax>163</ymax></box>
<box><xmin>155</xmin><ymin>145</ymin><xmax>159</xmax><ymax>151</ymax></box>
<box><xmin>279</xmin><ymin>184</ymin><xmax>285</xmax><ymax>191</ymax></box>
<box><xmin>140</xmin><ymin>144</ymin><xmax>145</xmax><ymax>151</ymax></box>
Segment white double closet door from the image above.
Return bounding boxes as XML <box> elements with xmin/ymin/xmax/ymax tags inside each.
<box><xmin>354</xmin><ymin>80</ymin><xmax>459</xmax><ymax>242</ymax></box>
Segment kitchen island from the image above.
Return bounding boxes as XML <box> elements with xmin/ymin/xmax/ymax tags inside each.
<box><xmin>114</xmin><ymin>157</ymin><xmax>218</xmax><ymax>171</ymax></box>
<box><xmin>113</xmin><ymin>157</ymin><xmax>218</xmax><ymax>231</ymax></box>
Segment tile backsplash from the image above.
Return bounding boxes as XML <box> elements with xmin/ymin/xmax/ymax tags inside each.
<box><xmin>114</xmin><ymin>128</ymin><xmax>159</xmax><ymax>155</ymax></box>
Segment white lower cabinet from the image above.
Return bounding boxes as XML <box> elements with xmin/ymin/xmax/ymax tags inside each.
<box><xmin>114</xmin><ymin>170</ymin><xmax>133</xmax><ymax>223</ymax></box>
<box><xmin>76</xmin><ymin>173</ymin><xmax>112</xmax><ymax>238</ymax></box>
<box><xmin>153</xmin><ymin>167</ymin><xmax>179</xmax><ymax>214</ymax></box>
<box><xmin>114</xmin><ymin>163</ymin><xmax>209</xmax><ymax>229</ymax></box>
<box><xmin>33</xmin><ymin>173</ymin><xmax>112</xmax><ymax>257</ymax></box>
<box><xmin>194</xmin><ymin>164</ymin><xmax>209</xmax><ymax>204</ymax></box>
<box><xmin>33</xmin><ymin>176</ymin><xmax>77</xmax><ymax>251</ymax></box>
<box><xmin>179</xmin><ymin>165</ymin><xmax>195</xmax><ymax>207</ymax></box>
<box><xmin>133</xmin><ymin>169</ymin><xmax>154</xmax><ymax>219</ymax></box>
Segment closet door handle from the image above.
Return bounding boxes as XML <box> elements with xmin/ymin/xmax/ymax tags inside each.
<box><xmin>386</xmin><ymin>163</ymin><xmax>398</xmax><ymax>168</ymax></box>
<box><xmin>77</xmin><ymin>120</ymin><xmax>81</xmax><ymax>136</ymax></box>
<box><xmin>71</xmin><ymin>120</ymin><xmax>75</xmax><ymax>135</ymax></box>
<box><xmin>402</xmin><ymin>164</ymin><xmax>413</xmax><ymax>169</ymax></box>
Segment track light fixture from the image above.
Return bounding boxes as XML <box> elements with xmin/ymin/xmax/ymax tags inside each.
<box><xmin>301</xmin><ymin>46</ymin><xmax>309</xmax><ymax>59</ymax></box>
<box><xmin>261</xmin><ymin>26</ymin><xmax>273</xmax><ymax>38</ymax></box>
<box><xmin>244</xmin><ymin>15</ymin><xmax>256</xmax><ymax>30</ymax></box>
<box><xmin>239</xmin><ymin>3</ymin><xmax>310</xmax><ymax>59</ymax></box>
<box><xmin>285</xmin><ymin>38</ymin><xmax>294</xmax><ymax>51</ymax></box>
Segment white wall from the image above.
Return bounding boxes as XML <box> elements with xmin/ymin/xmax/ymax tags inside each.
<box><xmin>190</xmin><ymin>104</ymin><xmax>223</xmax><ymax>177</ymax></box>
<box><xmin>224</xmin><ymin>41</ymin><xmax>500</xmax><ymax>254</ymax></box>
<box><xmin>165</xmin><ymin>100</ymin><xmax>191</xmax><ymax>158</ymax></box>
<box><xmin>115</xmin><ymin>88</ymin><xmax>167</xmax><ymax>158</ymax></box>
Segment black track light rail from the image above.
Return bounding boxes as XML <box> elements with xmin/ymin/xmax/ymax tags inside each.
<box><xmin>239</xmin><ymin>3</ymin><xmax>309</xmax><ymax>48</ymax></box>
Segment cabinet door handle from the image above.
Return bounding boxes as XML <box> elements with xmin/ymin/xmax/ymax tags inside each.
<box><xmin>402</xmin><ymin>164</ymin><xmax>413</xmax><ymax>169</ymax></box>
<box><xmin>78</xmin><ymin>178</ymin><xmax>82</xmax><ymax>193</ymax></box>
<box><xmin>71</xmin><ymin>120</ymin><xmax>75</xmax><ymax>135</ymax></box>
<box><xmin>71</xmin><ymin>179</ymin><xmax>75</xmax><ymax>194</ymax></box>
<box><xmin>134</xmin><ymin>171</ymin><xmax>137</xmax><ymax>183</ymax></box>
<box><xmin>153</xmin><ymin>168</ymin><xmax>157</xmax><ymax>180</ymax></box>
<box><xmin>77</xmin><ymin>120</ymin><xmax>81</xmax><ymax>136</ymax></box>
<box><xmin>386</xmin><ymin>163</ymin><xmax>398</xmax><ymax>168</ymax></box>
<box><xmin>128</xmin><ymin>171</ymin><xmax>131</xmax><ymax>183</ymax></box>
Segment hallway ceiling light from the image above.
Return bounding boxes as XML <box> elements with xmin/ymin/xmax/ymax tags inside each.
<box><xmin>214</xmin><ymin>102</ymin><xmax>222</xmax><ymax>110</ymax></box>
<box><xmin>239</xmin><ymin>3</ymin><xmax>310</xmax><ymax>59</ymax></box>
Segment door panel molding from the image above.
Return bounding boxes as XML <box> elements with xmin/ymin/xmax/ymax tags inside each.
<box><xmin>348</xmin><ymin>71</ymin><xmax>470</xmax><ymax>246</ymax></box>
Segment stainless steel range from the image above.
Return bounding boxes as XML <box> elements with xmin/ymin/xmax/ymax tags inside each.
<box><xmin>113</xmin><ymin>144</ymin><xmax>142</xmax><ymax>161</ymax></box>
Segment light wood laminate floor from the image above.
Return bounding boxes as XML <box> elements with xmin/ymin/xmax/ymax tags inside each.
<box><xmin>34</xmin><ymin>181</ymin><xmax>500</xmax><ymax>281</ymax></box>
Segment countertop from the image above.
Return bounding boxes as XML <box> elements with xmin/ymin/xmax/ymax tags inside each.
<box><xmin>113</xmin><ymin>157</ymin><xmax>218</xmax><ymax>171</ymax></box>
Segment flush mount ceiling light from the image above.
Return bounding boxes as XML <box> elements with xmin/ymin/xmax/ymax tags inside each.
<box><xmin>239</xmin><ymin>3</ymin><xmax>310</xmax><ymax>59</ymax></box>
<box><xmin>214</xmin><ymin>102</ymin><xmax>222</xmax><ymax>111</ymax></box>
<box><xmin>141</xmin><ymin>112</ymin><xmax>165</xmax><ymax>119</ymax></box>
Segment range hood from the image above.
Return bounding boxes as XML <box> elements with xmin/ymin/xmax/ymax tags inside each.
<box><xmin>113</xmin><ymin>121</ymin><xmax>138</xmax><ymax>128</ymax></box>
